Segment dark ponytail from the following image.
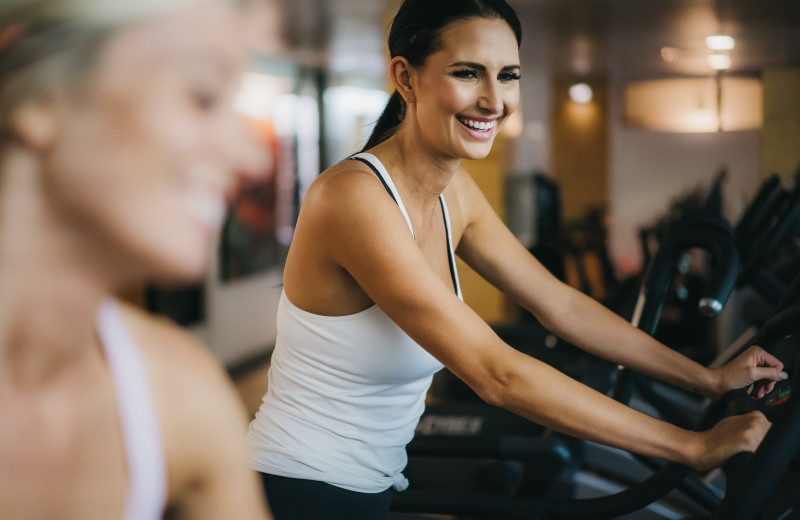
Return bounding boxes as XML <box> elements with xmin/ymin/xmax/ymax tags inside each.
<box><xmin>361</xmin><ymin>91</ymin><xmax>406</xmax><ymax>151</ymax></box>
<box><xmin>359</xmin><ymin>0</ymin><xmax>521</xmax><ymax>152</ymax></box>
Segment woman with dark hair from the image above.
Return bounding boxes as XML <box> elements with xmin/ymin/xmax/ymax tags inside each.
<box><xmin>248</xmin><ymin>0</ymin><xmax>784</xmax><ymax>518</ymax></box>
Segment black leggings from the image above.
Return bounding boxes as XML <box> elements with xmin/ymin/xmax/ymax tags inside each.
<box><xmin>259</xmin><ymin>472</ymin><xmax>393</xmax><ymax>520</ymax></box>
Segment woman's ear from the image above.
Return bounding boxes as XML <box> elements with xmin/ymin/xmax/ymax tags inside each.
<box><xmin>8</xmin><ymin>97</ymin><xmax>59</xmax><ymax>150</ymax></box>
<box><xmin>389</xmin><ymin>56</ymin><xmax>416</xmax><ymax>105</ymax></box>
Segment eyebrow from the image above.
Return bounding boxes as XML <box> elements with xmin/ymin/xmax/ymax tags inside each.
<box><xmin>449</xmin><ymin>61</ymin><xmax>521</xmax><ymax>71</ymax></box>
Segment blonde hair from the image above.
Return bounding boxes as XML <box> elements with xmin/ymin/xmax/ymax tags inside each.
<box><xmin>0</xmin><ymin>0</ymin><xmax>229</xmax><ymax>137</ymax></box>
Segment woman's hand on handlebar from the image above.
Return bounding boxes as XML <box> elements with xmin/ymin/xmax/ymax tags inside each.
<box><xmin>709</xmin><ymin>345</ymin><xmax>787</xmax><ymax>400</ymax></box>
<box><xmin>692</xmin><ymin>411</ymin><xmax>771</xmax><ymax>472</ymax></box>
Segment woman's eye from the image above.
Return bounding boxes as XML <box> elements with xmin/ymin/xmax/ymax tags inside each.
<box><xmin>192</xmin><ymin>90</ymin><xmax>220</xmax><ymax>111</ymax></box>
<box><xmin>452</xmin><ymin>69</ymin><xmax>478</xmax><ymax>80</ymax></box>
<box><xmin>499</xmin><ymin>72</ymin><xmax>521</xmax><ymax>82</ymax></box>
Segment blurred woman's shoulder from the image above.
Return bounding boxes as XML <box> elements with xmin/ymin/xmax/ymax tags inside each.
<box><xmin>113</xmin><ymin>299</ymin><xmax>254</xmax><ymax>501</ymax></box>
<box><xmin>114</xmin><ymin>300</ymin><xmax>223</xmax><ymax>387</ymax></box>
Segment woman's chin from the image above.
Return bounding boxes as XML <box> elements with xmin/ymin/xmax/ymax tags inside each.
<box><xmin>458</xmin><ymin>144</ymin><xmax>494</xmax><ymax>161</ymax></box>
<box><xmin>143</xmin><ymin>248</ymin><xmax>210</xmax><ymax>286</ymax></box>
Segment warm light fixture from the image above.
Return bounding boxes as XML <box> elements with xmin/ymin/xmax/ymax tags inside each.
<box><xmin>660</xmin><ymin>47</ymin><xmax>681</xmax><ymax>64</ymax></box>
<box><xmin>624</xmin><ymin>77</ymin><xmax>762</xmax><ymax>133</ymax></box>
<box><xmin>569</xmin><ymin>83</ymin><xmax>593</xmax><ymax>104</ymax></box>
<box><xmin>707</xmin><ymin>54</ymin><xmax>732</xmax><ymax>70</ymax></box>
<box><xmin>706</xmin><ymin>35</ymin><xmax>735</xmax><ymax>51</ymax></box>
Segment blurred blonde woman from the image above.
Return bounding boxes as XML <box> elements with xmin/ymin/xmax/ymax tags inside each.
<box><xmin>0</xmin><ymin>0</ymin><xmax>271</xmax><ymax>518</ymax></box>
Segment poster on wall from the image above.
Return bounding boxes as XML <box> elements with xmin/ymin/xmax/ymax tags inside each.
<box><xmin>219</xmin><ymin>117</ymin><xmax>287</xmax><ymax>282</ymax></box>
<box><xmin>218</xmin><ymin>68</ymin><xmax>320</xmax><ymax>282</ymax></box>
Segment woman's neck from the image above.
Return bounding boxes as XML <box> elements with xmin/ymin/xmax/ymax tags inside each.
<box><xmin>0</xmin><ymin>147</ymin><xmax>110</xmax><ymax>390</ymax></box>
<box><xmin>369</xmin><ymin>127</ymin><xmax>461</xmax><ymax>209</ymax></box>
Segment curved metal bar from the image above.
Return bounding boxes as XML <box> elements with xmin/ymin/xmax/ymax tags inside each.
<box><xmin>735</xmin><ymin>174</ymin><xmax>781</xmax><ymax>263</ymax></box>
<box><xmin>614</xmin><ymin>215</ymin><xmax>739</xmax><ymax>404</ymax></box>
<box><xmin>739</xmin><ymin>183</ymin><xmax>800</xmax><ymax>294</ymax></box>
<box><xmin>393</xmin><ymin>400</ymin><xmax>734</xmax><ymax>519</ymax></box>
<box><xmin>392</xmin><ymin>463</ymin><xmax>692</xmax><ymax>520</ymax></box>
<box><xmin>632</xmin><ymin>215</ymin><xmax>738</xmax><ymax>336</ymax></box>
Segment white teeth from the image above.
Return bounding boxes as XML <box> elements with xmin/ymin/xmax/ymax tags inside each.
<box><xmin>458</xmin><ymin>117</ymin><xmax>497</xmax><ymax>131</ymax></box>
<box><xmin>185</xmin><ymin>193</ymin><xmax>226</xmax><ymax>229</ymax></box>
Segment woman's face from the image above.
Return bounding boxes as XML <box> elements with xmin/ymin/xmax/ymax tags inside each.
<box><xmin>408</xmin><ymin>16</ymin><xmax>521</xmax><ymax>161</ymax></box>
<box><xmin>43</xmin><ymin>2</ymin><xmax>256</xmax><ymax>283</ymax></box>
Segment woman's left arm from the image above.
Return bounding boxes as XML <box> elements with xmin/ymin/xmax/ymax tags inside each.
<box><xmin>451</xmin><ymin>170</ymin><xmax>786</xmax><ymax>400</ymax></box>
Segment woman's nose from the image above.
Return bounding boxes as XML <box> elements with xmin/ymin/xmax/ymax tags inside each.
<box><xmin>477</xmin><ymin>81</ymin><xmax>503</xmax><ymax>114</ymax></box>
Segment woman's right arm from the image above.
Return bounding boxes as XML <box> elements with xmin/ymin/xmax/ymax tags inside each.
<box><xmin>301</xmin><ymin>171</ymin><xmax>770</xmax><ymax>472</ymax></box>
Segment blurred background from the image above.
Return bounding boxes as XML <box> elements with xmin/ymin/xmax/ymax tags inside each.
<box><xmin>139</xmin><ymin>0</ymin><xmax>800</xmax><ymax>372</ymax></box>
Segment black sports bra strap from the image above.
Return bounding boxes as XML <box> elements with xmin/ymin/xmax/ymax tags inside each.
<box><xmin>350</xmin><ymin>156</ymin><xmax>397</xmax><ymax>204</ymax></box>
<box><xmin>349</xmin><ymin>155</ymin><xmax>459</xmax><ymax>296</ymax></box>
<box><xmin>440</xmin><ymin>197</ymin><xmax>460</xmax><ymax>297</ymax></box>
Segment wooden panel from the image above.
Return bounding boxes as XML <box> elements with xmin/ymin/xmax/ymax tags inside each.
<box><xmin>551</xmin><ymin>78</ymin><xmax>610</xmax><ymax>296</ymax></box>
<box><xmin>761</xmin><ymin>68</ymin><xmax>800</xmax><ymax>181</ymax></box>
<box><xmin>551</xmin><ymin>78</ymin><xmax>609</xmax><ymax>220</ymax></box>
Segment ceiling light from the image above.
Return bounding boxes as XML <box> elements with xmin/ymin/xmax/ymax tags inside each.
<box><xmin>707</xmin><ymin>54</ymin><xmax>731</xmax><ymax>70</ymax></box>
<box><xmin>706</xmin><ymin>35</ymin><xmax>735</xmax><ymax>51</ymax></box>
<box><xmin>569</xmin><ymin>83</ymin><xmax>593</xmax><ymax>104</ymax></box>
<box><xmin>661</xmin><ymin>47</ymin><xmax>681</xmax><ymax>63</ymax></box>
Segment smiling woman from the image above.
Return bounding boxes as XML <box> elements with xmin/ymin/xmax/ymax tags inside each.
<box><xmin>247</xmin><ymin>0</ymin><xmax>784</xmax><ymax>519</ymax></box>
<box><xmin>407</xmin><ymin>17</ymin><xmax>521</xmax><ymax>159</ymax></box>
<box><xmin>360</xmin><ymin>0</ymin><xmax>521</xmax><ymax>156</ymax></box>
<box><xmin>0</xmin><ymin>0</ymin><xmax>272</xmax><ymax>519</ymax></box>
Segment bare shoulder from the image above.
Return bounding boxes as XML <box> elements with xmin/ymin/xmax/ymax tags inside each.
<box><xmin>304</xmin><ymin>159</ymin><xmax>391</xmax><ymax>215</ymax></box>
<box><xmin>115</xmin><ymin>301</ymin><xmax>229</xmax><ymax>395</ymax></box>
<box><xmin>114</xmin><ymin>301</ymin><xmax>267</xmax><ymax>517</ymax></box>
<box><xmin>113</xmin><ymin>301</ymin><xmax>245</xmax><ymax>441</ymax></box>
<box><xmin>113</xmin><ymin>302</ymin><xmax>245</xmax><ymax>454</ymax></box>
<box><xmin>295</xmin><ymin>159</ymin><xmax>408</xmax><ymax>245</ymax></box>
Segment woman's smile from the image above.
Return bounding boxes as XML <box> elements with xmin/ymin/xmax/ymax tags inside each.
<box><xmin>180</xmin><ymin>188</ymin><xmax>227</xmax><ymax>235</ymax></box>
<box><xmin>456</xmin><ymin>115</ymin><xmax>500</xmax><ymax>141</ymax></box>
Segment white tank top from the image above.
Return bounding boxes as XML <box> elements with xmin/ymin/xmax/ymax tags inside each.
<box><xmin>248</xmin><ymin>153</ymin><xmax>462</xmax><ymax>493</ymax></box>
<box><xmin>97</xmin><ymin>300</ymin><xmax>168</xmax><ymax>520</ymax></box>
